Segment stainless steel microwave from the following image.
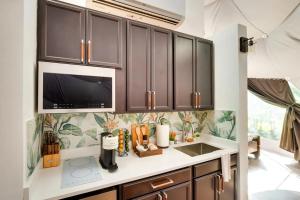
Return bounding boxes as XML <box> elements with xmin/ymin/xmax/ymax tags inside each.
<box><xmin>38</xmin><ymin>62</ymin><xmax>115</xmax><ymax>113</ymax></box>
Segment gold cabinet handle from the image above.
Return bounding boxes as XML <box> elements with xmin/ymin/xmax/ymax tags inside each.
<box><xmin>220</xmin><ymin>174</ymin><xmax>224</xmax><ymax>193</ymax></box>
<box><xmin>150</xmin><ymin>177</ymin><xmax>174</xmax><ymax>189</ymax></box>
<box><xmin>197</xmin><ymin>92</ymin><xmax>201</xmax><ymax>109</ymax></box>
<box><xmin>80</xmin><ymin>39</ymin><xmax>85</xmax><ymax>63</ymax></box>
<box><xmin>87</xmin><ymin>40</ymin><xmax>91</xmax><ymax>63</ymax></box>
<box><xmin>152</xmin><ymin>91</ymin><xmax>156</xmax><ymax>110</ymax></box>
<box><xmin>195</xmin><ymin>92</ymin><xmax>198</xmax><ymax>109</ymax></box>
<box><xmin>162</xmin><ymin>191</ymin><xmax>168</xmax><ymax>200</ymax></box>
<box><xmin>147</xmin><ymin>91</ymin><xmax>152</xmax><ymax>110</ymax></box>
<box><xmin>157</xmin><ymin>193</ymin><xmax>163</xmax><ymax>200</ymax></box>
<box><xmin>215</xmin><ymin>174</ymin><xmax>221</xmax><ymax>194</ymax></box>
<box><xmin>193</xmin><ymin>92</ymin><xmax>198</xmax><ymax>109</ymax></box>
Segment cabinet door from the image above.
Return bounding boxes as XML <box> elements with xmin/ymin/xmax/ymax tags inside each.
<box><xmin>195</xmin><ymin>39</ymin><xmax>214</xmax><ymax>109</ymax></box>
<box><xmin>115</xmin><ymin>20</ymin><xmax>127</xmax><ymax>113</ymax></box>
<box><xmin>38</xmin><ymin>0</ymin><xmax>85</xmax><ymax>63</ymax></box>
<box><xmin>132</xmin><ymin>192</ymin><xmax>161</xmax><ymax>200</ymax></box>
<box><xmin>173</xmin><ymin>33</ymin><xmax>196</xmax><ymax>110</ymax></box>
<box><xmin>87</xmin><ymin>11</ymin><xmax>123</xmax><ymax>68</ymax></box>
<box><xmin>219</xmin><ymin>168</ymin><xmax>237</xmax><ymax>200</ymax></box>
<box><xmin>162</xmin><ymin>181</ymin><xmax>192</xmax><ymax>200</ymax></box>
<box><xmin>127</xmin><ymin>21</ymin><xmax>151</xmax><ymax>112</ymax></box>
<box><xmin>151</xmin><ymin>27</ymin><xmax>173</xmax><ymax>111</ymax></box>
<box><xmin>194</xmin><ymin>172</ymin><xmax>218</xmax><ymax>200</ymax></box>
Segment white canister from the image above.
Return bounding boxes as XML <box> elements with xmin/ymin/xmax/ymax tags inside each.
<box><xmin>156</xmin><ymin>124</ymin><xmax>170</xmax><ymax>148</ymax></box>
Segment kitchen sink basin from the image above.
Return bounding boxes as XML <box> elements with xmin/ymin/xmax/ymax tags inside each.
<box><xmin>174</xmin><ymin>143</ymin><xmax>221</xmax><ymax>157</ymax></box>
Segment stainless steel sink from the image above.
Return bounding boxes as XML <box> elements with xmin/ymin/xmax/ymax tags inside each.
<box><xmin>174</xmin><ymin>143</ymin><xmax>221</xmax><ymax>157</ymax></box>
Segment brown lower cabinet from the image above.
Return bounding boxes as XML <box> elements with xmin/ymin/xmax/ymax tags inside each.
<box><xmin>131</xmin><ymin>192</ymin><xmax>161</xmax><ymax>200</ymax></box>
<box><xmin>120</xmin><ymin>155</ymin><xmax>237</xmax><ymax>200</ymax></box>
<box><xmin>132</xmin><ymin>182</ymin><xmax>191</xmax><ymax>200</ymax></box>
<box><xmin>162</xmin><ymin>181</ymin><xmax>192</xmax><ymax>200</ymax></box>
<box><xmin>194</xmin><ymin>168</ymin><xmax>237</xmax><ymax>200</ymax></box>
<box><xmin>63</xmin><ymin>155</ymin><xmax>237</xmax><ymax>200</ymax></box>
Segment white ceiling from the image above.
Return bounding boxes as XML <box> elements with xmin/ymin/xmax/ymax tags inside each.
<box><xmin>204</xmin><ymin>0</ymin><xmax>300</xmax><ymax>88</ymax></box>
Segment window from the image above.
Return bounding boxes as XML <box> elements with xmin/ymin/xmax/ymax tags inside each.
<box><xmin>248</xmin><ymin>91</ymin><xmax>286</xmax><ymax>140</ymax></box>
<box><xmin>289</xmin><ymin>82</ymin><xmax>300</xmax><ymax>103</ymax></box>
<box><xmin>248</xmin><ymin>83</ymin><xmax>300</xmax><ymax>141</ymax></box>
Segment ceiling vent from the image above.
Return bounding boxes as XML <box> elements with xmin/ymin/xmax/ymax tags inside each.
<box><xmin>92</xmin><ymin>0</ymin><xmax>185</xmax><ymax>25</ymax></box>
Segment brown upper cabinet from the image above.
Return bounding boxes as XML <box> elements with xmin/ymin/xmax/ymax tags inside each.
<box><xmin>126</xmin><ymin>21</ymin><xmax>151</xmax><ymax>112</ymax></box>
<box><xmin>39</xmin><ymin>0</ymin><xmax>123</xmax><ymax>69</ymax></box>
<box><xmin>38</xmin><ymin>0</ymin><xmax>85</xmax><ymax>64</ymax></box>
<box><xmin>127</xmin><ymin>21</ymin><xmax>173</xmax><ymax>112</ymax></box>
<box><xmin>173</xmin><ymin>32</ymin><xmax>196</xmax><ymax>111</ymax></box>
<box><xmin>151</xmin><ymin>27</ymin><xmax>173</xmax><ymax>111</ymax></box>
<box><xmin>38</xmin><ymin>0</ymin><xmax>213</xmax><ymax>113</ymax></box>
<box><xmin>174</xmin><ymin>32</ymin><xmax>214</xmax><ymax>111</ymax></box>
<box><xmin>195</xmin><ymin>39</ymin><xmax>214</xmax><ymax>109</ymax></box>
<box><xmin>86</xmin><ymin>10</ymin><xmax>123</xmax><ymax>68</ymax></box>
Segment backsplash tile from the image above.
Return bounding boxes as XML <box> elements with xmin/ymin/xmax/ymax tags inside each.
<box><xmin>27</xmin><ymin>110</ymin><xmax>236</xmax><ymax>178</ymax></box>
<box><xmin>26</xmin><ymin>115</ymin><xmax>43</xmax><ymax>177</ymax></box>
<box><xmin>43</xmin><ymin>111</ymin><xmax>236</xmax><ymax>149</ymax></box>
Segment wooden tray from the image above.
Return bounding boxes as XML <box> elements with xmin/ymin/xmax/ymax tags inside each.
<box><xmin>136</xmin><ymin>148</ymin><xmax>163</xmax><ymax>158</ymax></box>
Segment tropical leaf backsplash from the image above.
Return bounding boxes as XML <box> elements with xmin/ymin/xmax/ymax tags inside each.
<box><xmin>26</xmin><ymin>110</ymin><xmax>236</xmax><ymax>178</ymax></box>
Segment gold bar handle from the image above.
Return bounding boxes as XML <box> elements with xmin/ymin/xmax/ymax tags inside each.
<box><xmin>152</xmin><ymin>91</ymin><xmax>156</xmax><ymax>110</ymax></box>
<box><xmin>87</xmin><ymin>40</ymin><xmax>91</xmax><ymax>63</ymax></box>
<box><xmin>80</xmin><ymin>39</ymin><xmax>85</xmax><ymax>63</ymax></box>
<box><xmin>193</xmin><ymin>92</ymin><xmax>197</xmax><ymax>109</ymax></box>
<box><xmin>195</xmin><ymin>92</ymin><xmax>198</xmax><ymax>109</ymax></box>
<box><xmin>197</xmin><ymin>92</ymin><xmax>201</xmax><ymax>109</ymax></box>
<box><xmin>215</xmin><ymin>174</ymin><xmax>221</xmax><ymax>194</ymax></box>
<box><xmin>150</xmin><ymin>177</ymin><xmax>174</xmax><ymax>189</ymax></box>
<box><xmin>220</xmin><ymin>174</ymin><xmax>225</xmax><ymax>193</ymax></box>
<box><xmin>162</xmin><ymin>191</ymin><xmax>168</xmax><ymax>200</ymax></box>
<box><xmin>147</xmin><ymin>91</ymin><xmax>152</xmax><ymax>110</ymax></box>
<box><xmin>157</xmin><ymin>193</ymin><xmax>163</xmax><ymax>200</ymax></box>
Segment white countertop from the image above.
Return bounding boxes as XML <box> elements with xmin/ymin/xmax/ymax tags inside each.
<box><xmin>28</xmin><ymin>134</ymin><xmax>238</xmax><ymax>200</ymax></box>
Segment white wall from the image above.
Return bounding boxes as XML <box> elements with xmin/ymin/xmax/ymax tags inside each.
<box><xmin>0</xmin><ymin>1</ymin><xmax>24</xmax><ymax>199</ymax></box>
<box><xmin>175</xmin><ymin>0</ymin><xmax>204</xmax><ymax>37</ymax></box>
<box><xmin>23</xmin><ymin>0</ymin><xmax>38</xmax><ymax>184</ymax></box>
<box><xmin>214</xmin><ymin>24</ymin><xmax>248</xmax><ymax>200</ymax></box>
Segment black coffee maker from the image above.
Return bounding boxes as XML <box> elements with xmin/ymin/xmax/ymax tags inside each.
<box><xmin>100</xmin><ymin>132</ymin><xmax>118</xmax><ymax>172</ymax></box>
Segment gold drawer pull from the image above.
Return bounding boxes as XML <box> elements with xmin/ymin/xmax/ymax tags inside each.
<box><xmin>150</xmin><ymin>178</ymin><xmax>174</xmax><ymax>189</ymax></box>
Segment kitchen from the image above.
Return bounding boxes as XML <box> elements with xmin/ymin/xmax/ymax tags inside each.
<box><xmin>0</xmin><ymin>0</ymin><xmax>248</xmax><ymax>200</ymax></box>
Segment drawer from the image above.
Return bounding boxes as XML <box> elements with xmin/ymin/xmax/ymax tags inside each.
<box><xmin>193</xmin><ymin>154</ymin><xmax>237</xmax><ymax>178</ymax></box>
<box><xmin>80</xmin><ymin>190</ymin><xmax>116</xmax><ymax>200</ymax></box>
<box><xmin>121</xmin><ymin>167</ymin><xmax>192</xmax><ymax>200</ymax></box>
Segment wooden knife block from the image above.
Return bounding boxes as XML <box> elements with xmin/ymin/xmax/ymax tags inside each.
<box><xmin>131</xmin><ymin>124</ymin><xmax>150</xmax><ymax>151</ymax></box>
